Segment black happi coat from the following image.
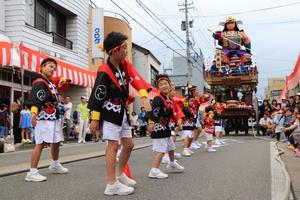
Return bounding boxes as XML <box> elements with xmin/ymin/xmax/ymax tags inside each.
<box><xmin>28</xmin><ymin>75</ymin><xmax>59</xmax><ymax>120</ymax></box>
<box><xmin>182</xmin><ymin>107</ymin><xmax>195</xmax><ymax>130</ymax></box>
<box><xmin>147</xmin><ymin>94</ymin><xmax>175</xmax><ymax>139</ymax></box>
<box><xmin>88</xmin><ymin>59</ymin><xmax>151</xmax><ymax>126</ymax></box>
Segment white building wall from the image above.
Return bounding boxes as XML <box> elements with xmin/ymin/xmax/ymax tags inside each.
<box><xmin>0</xmin><ymin>0</ymin><xmax>5</xmax><ymax>32</ymax></box>
<box><xmin>132</xmin><ymin>48</ymin><xmax>160</xmax><ymax>115</ymax></box>
<box><xmin>4</xmin><ymin>0</ymin><xmax>89</xmax><ymax>68</ymax></box>
<box><xmin>1</xmin><ymin>0</ymin><xmax>90</xmax><ymax>111</ymax></box>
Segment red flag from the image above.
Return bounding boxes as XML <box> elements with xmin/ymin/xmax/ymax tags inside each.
<box><xmin>123</xmin><ymin>163</ymin><xmax>132</xmax><ymax>179</ymax></box>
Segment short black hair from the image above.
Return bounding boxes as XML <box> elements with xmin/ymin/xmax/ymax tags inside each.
<box><xmin>188</xmin><ymin>85</ymin><xmax>197</xmax><ymax>93</ymax></box>
<box><xmin>155</xmin><ymin>74</ymin><xmax>171</xmax><ymax>86</ymax></box>
<box><xmin>41</xmin><ymin>57</ymin><xmax>57</xmax><ymax>66</ymax></box>
<box><xmin>103</xmin><ymin>32</ymin><xmax>128</xmax><ymax>55</ymax></box>
<box><xmin>205</xmin><ymin>106</ymin><xmax>214</xmax><ymax>113</ymax></box>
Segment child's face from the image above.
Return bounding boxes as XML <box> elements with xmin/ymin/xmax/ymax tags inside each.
<box><xmin>41</xmin><ymin>62</ymin><xmax>56</xmax><ymax>79</ymax></box>
<box><xmin>158</xmin><ymin>79</ymin><xmax>170</xmax><ymax>95</ymax></box>
<box><xmin>192</xmin><ymin>88</ymin><xmax>199</xmax><ymax>96</ymax></box>
<box><xmin>115</xmin><ymin>43</ymin><xmax>128</xmax><ymax>61</ymax></box>
<box><xmin>286</xmin><ymin>110</ymin><xmax>292</xmax><ymax>116</ymax></box>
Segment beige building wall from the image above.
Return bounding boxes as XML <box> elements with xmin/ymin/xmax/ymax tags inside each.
<box><xmin>88</xmin><ymin>10</ymin><xmax>132</xmax><ymax>72</ymax></box>
<box><xmin>104</xmin><ymin>16</ymin><xmax>132</xmax><ymax>62</ymax></box>
<box><xmin>264</xmin><ymin>77</ymin><xmax>285</xmax><ymax>100</ymax></box>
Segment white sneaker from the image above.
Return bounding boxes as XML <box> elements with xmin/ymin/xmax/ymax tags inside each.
<box><xmin>208</xmin><ymin>147</ymin><xmax>217</xmax><ymax>152</ymax></box>
<box><xmin>25</xmin><ymin>172</ymin><xmax>47</xmax><ymax>182</ymax></box>
<box><xmin>220</xmin><ymin>139</ymin><xmax>226</xmax><ymax>145</ymax></box>
<box><xmin>190</xmin><ymin>142</ymin><xmax>200</xmax><ymax>150</ymax></box>
<box><xmin>174</xmin><ymin>152</ymin><xmax>181</xmax><ymax>159</ymax></box>
<box><xmin>161</xmin><ymin>155</ymin><xmax>170</xmax><ymax>164</ymax></box>
<box><xmin>104</xmin><ymin>180</ymin><xmax>134</xmax><ymax>196</ymax></box>
<box><xmin>48</xmin><ymin>163</ymin><xmax>69</xmax><ymax>174</ymax></box>
<box><xmin>22</xmin><ymin>139</ymin><xmax>27</xmax><ymax>144</ymax></box>
<box><xmin>148</xmin><ymin>168</ymin><xmax>168</xmax><ymax>179</ymax></box>
<box><xmin>166</xmin><ymin>161</ymin><xmax>184</xmax><ymax>173</ymax></box>
<box><xmin>188</xmin><ymin>148</ymin><xmax>194</xmax><ymax>154</ymax></box>
<box><xmin>195</xmin><ymin>141</ymin><xmax>202</xmax><ymax>147</ymax></box>
<box><xmin>182</xmin><ymin>149</ymin><xmax>191</xmax><ymax>157</ymax></box>
<box><xmin>117</xmin><ymin>173</ymin><xmax>136</xmax><ymax>187</ymax></box>
<box><xmin>214</xmin><ymin>139</ymin><xmax>222</xmax><ymax>145</ymax></box>
<box><xmin>78</xmin><ymin>140</ymin><xmax>82</xmax><ymax>144</ymax></box>
<box><xmin>82</xmin><ymin>140</ymin><xmax>86</xmax><ymax>144</ymax></box>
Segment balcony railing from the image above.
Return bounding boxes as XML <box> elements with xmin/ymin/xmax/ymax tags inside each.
<box><xmin>47</xmin><ymin>32</ymin><xmax>73</xmax><ymax>50</ymax></box>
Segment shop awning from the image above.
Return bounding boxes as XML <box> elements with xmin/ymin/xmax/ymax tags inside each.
<box><xmin>19</xmin><ymin>43</ymin><xmax>96</xmax><ymax>88</ymax></box>
<box><xmin>0</xmin><ymin>41</ymin><xmax>12</xmax><ymax>67</ymax></box>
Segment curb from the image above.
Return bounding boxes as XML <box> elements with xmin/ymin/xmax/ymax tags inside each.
<box><xmin>271</xmin><ymin>142</ymin><xmax>293</xmax><ymax>200</ymax></box>
<box><xmin>0</xmin><ymin>142</ymin><xmax>152</xmax><ymax>178</ymax></box>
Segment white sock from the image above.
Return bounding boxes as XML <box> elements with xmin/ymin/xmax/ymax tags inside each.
<box><xmin>52</xmin><ymin>160</ymin><xmax>60</xmax><ymax>167</ymax></box>
<box><xmin>29</xmin><ymin>168</ymin><xmax>38</xmax><ymax>174</ymax></box>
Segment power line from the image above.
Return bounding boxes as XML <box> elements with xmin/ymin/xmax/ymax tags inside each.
<box><xmin>135</xmin><ymin>0</ymin><xmax>186</xmax><ymax>49</ymax></box>
<box><xmin>109</xmin><ymin>0</ymin><xmax>193</xmax><ymax>63</ymax></box>
<box><xmin>117</xmin><ymin>0</ymin><xmax>163</xmax><ymax>31</ymax></box>
<box><xmin>159</xmin><ymin>1</ymin><xmax>300</xmax><ymax>18</ymax></box>
<box><xmin>140</xmin><ymin>28</ymin><xmax>167</xmax><ymax>45</ymax></box>
<box><xmin>247</xmin><ymin>19</ymin><xmax>300</xmax><ymax>26</ymax></box>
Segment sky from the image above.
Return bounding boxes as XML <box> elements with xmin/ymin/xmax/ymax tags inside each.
<box><xmin>94</xmin><ymin>0</ymin><xmax>300</xmax><ymax>98</ymax></box>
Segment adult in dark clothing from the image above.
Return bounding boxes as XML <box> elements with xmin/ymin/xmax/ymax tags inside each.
<box><xmin>12</xmin><ymin>97</ymin><xmax>22</xmax><ymax>143</ymax></box>
<box><xmin>259</xmin><ymin>99</ymin><xmax>271</xmax><ymax>119</ymax></box>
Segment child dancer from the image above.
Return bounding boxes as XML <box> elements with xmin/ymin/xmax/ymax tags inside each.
<box><xmin>147</xmin><ymin>74</ymin><xmax>185</xmax><ymax>179</ymax></box>
<box><xmin>25</xmin><ymin>57</ymin><xmax>69</xmax><ymax>182</ymax></box>
<box><xmin>182</xmin><ymin>95</ymin><xmax>197</xmax><ymax>156</ymax></box>
<box><xmin>161</xmin><ymin>119</ymin><xmax>182</xmax><ymax>164</ymax></box>
<box><xmin>214</xmin><ymin>103</ymin><xmax>225</xmax><ymax>145</ymax></box>
<box><xmin>204</xmin><ymin>106</ymin><xmax>217</xmax><ymax>152</ymax></box>
<box><xmin>188</xmin><ymin>86</ymin><xmax>202</xmax><ymax>148</ymax></box>
<box><xmin>88</xmin><ymin>32</ymin><xmax>151</xmax><ymax>195</ymax></box>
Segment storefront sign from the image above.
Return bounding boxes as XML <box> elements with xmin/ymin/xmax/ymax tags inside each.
<box><xmin>92</xmin><ymin>8</ymin><xmax>104</xmax><ymax>59</ymax></box>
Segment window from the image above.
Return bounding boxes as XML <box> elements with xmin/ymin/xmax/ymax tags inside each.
<box><xmin>0</xmin><ymin>69</ymin><xmax>12</xmax><ymax>82</ymax></box>
<box><xmin>25</xmin><ymin>0</ymin><xmax>35</xmax><ymax>26</ymax></box>
<box><xmin>35</xmin><ymin>0</ymin><xmax>47</xmax><ymax>32</ymax></box>
<box><xmin>34</xmin><ymin>0</ymin><xmax>72</xmax><ymax>49</ymax></box>
<box><xmin>150</xmin><ymin>65</ymin><xmax>159</xmax><ymax>87</ymax></box>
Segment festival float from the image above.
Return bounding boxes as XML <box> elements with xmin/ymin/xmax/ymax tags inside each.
<box><xmin>206</xmin><ymin>16</ymin><xmax>258</xmax><ymax>135</ymax></box>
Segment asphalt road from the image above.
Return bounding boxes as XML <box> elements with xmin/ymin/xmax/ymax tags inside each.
<box><xmin>0</xmin><ymin>137</ymin><xmax>271</xmax><ymax>200</ymax></box>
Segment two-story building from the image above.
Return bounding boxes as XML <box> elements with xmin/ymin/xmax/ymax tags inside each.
<box><xmin>0</xmin><ymin>0</ymin><xmax>91</xmax><ymax>108</ymax></box>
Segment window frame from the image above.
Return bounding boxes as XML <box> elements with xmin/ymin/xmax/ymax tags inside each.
<box><xmin>150</xmin><ymin>65</ymin><xmax>159</xmax><ymax>87</ymax></box>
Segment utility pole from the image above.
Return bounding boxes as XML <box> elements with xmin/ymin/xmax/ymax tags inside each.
<box><xmin>179</xmin><ymin>0</ymin><xmax>194</xmax><ymax>87</ymax></box>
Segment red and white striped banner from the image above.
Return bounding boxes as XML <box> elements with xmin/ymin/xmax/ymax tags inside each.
<box><xmin>0</xmin><ymin>41</ymin><xmax>13</xmax><ymax>67</ymax></box>
<box><xmin>19</xmin><ymin>43</ymin><xmax>96</xmax><ymax>88</ymax></box>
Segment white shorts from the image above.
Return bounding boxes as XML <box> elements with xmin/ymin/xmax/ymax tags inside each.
<box><xmin>205</xmin><ymin>132</ymin><xmax>213</xmax><ymax>141</ymax></box>
<box><xmin>34</xmin><ymin>120</ymin><xmax>61</xmax><ymax>144</ymax></box>
<box><xmin>152</xmin><ymin>137</ymin><xmax>175</xmax><ymax>153</ymax></box>
<box><xmin>102</xmin><ymin>112</ymin><xmax>132</xmax><ymax>141</ymax></box>
<box><xmin>215</xmin><ymin>126</ymin><xmax>223</xmax><ymax>133</ymax></box>
<box><xmin>182</xmin><ymin>130</ymin><xmax>193</xmax><ymax>138</ymax></box>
